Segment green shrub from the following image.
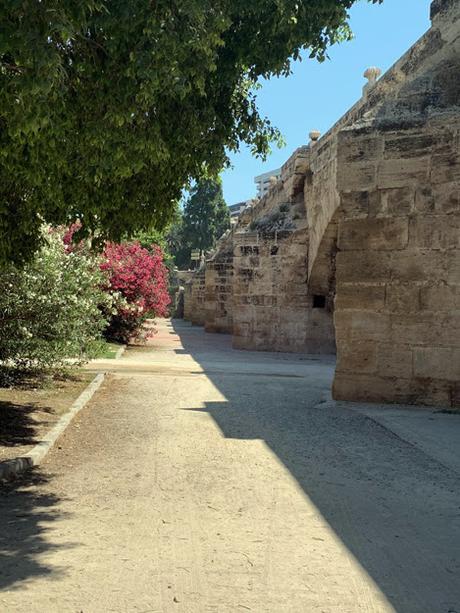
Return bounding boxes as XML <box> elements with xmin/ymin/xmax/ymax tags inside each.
<box><xmin>0</xmin><ymin>228</ymin><xmax>110</xmax><ymax>384</ymax></box>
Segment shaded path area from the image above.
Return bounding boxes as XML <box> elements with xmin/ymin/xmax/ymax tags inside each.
<box><xmin>1</xmin><ymin>319</ymin><xmax>459</xmax><ymax>612</ymax></box>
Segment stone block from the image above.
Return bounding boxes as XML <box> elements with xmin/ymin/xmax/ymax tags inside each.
<box><xmin>339</xmin><ymin>191</ymin><xmax>386</xmax><ymax>219</ymax></box>
<box><xmin>420</xmin><ymin>284</ymin><xmax>460</xmax><ymax>311</ymax></box>
<box><xmin>384</xmin><ymin>132</ymin><xmax>453</xmax><ymax>159</ymax></box>
<box><xmin>337</xmin><ymin>218</ymin><xmax>409</xmax><ymax>251</ymax></box>
<box><xmin>333</xmin><ymin>372</ymin><xmax>453</xmax><ymax>407</ymax></box>
<box><xmin>335</xmin><ymin>284</ymin><xmax>386</xmax><ymax>311</ymax></box>
<box><xmin>410</xmin><ymin>215</ymin><xmax>460</xmax><ymax>249</ymax></box>
<box><xmin>447</xmin><ymin>251</ymin><xmax>460</xmax><ymax>284</ymax></box>
<box><xmin>413</xmin><ymin>347</ymin><xmax>460</xmax><ymax>381</ymax></box>
<box><xmin>414</xmin><ymin>184</ymin><xmax>436</xmax><ymax>214</ymax></box>
<box><xmin>385</xmin><ymin>284</ymin><xmax>421</xmax><ymax>313</ymax></box>
<box><xmin>336</xmin><ymin>340</ymin><xmax>377</xmax><ymax>373</ymax></box>
<box><xmin>336</xmin><ymin>251</ymin><xmax>391</xmax><ymax>283</ymax></box>
<box><xmin>339</xmin><ymin>191</ymin><xmax>370</xmax><ymax>219</ymax></box>
<box><xmin>430</xmin><ymin>153</ymin><xmax>460</xmax><ymax>184</ymax></box>
<box><xmin>375</xmin><ymin>344</ymin><xmax>413</xmax><ymax>378</ymax></box>
<box><xmin>377</xmin><ymin>157</ymin><xmax>430</xmax><ymax>189</ymax></box>
<box><xmin>391</xmin><ymin>250</ymin><xmax>447</xmax><ymax>283</ymax></box>
<box><xmin>337</xmin><ymin>163</ymin><xmax>377</xmax><ymax>192</ymax></box>
<box><xmin>341</xmin><ymin>136</ymin><xmax>384</xmax><ymax>163</ymax></box>
<box><xmin>335</xmin><ymin>310</ymin><xmax>391</xmax><ymax>342</ymax></box>
<box><xmin>432</xmin><ymin>181</ymin><xmax>459</xmax><ymax>214</ymax></box>
<box><xmin>389</xmin><ymin>313</ymin><xmax>441</xmax><ymax>346</ymax></box>
<box><xmin>386</xmin><ymin>187</ymin><xmax>415</xmax><ymax>216</ymax></box>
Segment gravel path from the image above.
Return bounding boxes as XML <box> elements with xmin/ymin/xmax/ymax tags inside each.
<box><xmin>1</xmin><ymin>319</ymin><xmax>459</xmax><ymax>612</ymax></box>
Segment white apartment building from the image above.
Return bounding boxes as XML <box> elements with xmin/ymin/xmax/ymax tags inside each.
<box><xmin>254</xmin><ymin>168</ymin><xmax>281</xmax><ymax>198</ymax></box>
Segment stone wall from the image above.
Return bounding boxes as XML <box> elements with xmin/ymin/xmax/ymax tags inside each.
<box><xmin>230</xmin><ymin>151</ymin><xmax>335</xmax><ymax>354</ymax></box>
<box><xmin>333</xmin><ymin>115</ymin><xmax>460</xmax><ymax>407</ymax></box>
<box><xmin>183</xmin><ymin>267</ymin><xmax>206</xmax><ymax>326</ymax></box>
<box><xmin>233</xmin><ymin>228</ymin><xmax>308</xmax><ymax>352</ymax></box>
<box><xmin>180</xmin><ymin>0</ymin><xmax>459</xmax><ymax>407</ymax></box>
<box><xmin>204</xmin><ymin>230</ymin><xmax>234</xmax><ymax>334</ymax></box>
<box><xmin>331</xmin><ymin>0</ymin><xmax>460</xmax><ymax>407</ymax></box>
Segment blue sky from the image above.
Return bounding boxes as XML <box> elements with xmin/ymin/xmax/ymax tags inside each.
<box><xmin>221</xmin><ymin>0</ymin><xmax>432</xmax><ymax>205</ymax></box>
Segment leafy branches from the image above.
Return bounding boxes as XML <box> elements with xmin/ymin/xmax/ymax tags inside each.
<box><xmin>0</xmin><ymin>0</ymin><xmax>382</xmax><ymax>263</ymax></box>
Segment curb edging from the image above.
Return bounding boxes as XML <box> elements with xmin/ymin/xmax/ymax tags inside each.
<box><xmin>115</xmin><ymin>345</ymin><xmax>126</xmax><ymax>359</ymax></box>
<box><xmin>0</xmin><ymin>372</ymin><xmax>105</xmax><ymax>481</ymax></box>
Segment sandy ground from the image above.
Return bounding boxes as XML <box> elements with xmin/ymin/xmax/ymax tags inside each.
<box><xmin>0</xmin><ymin>319</ymin><xmax>459</xmax><ymax>612</ymax></box>
<box><xmin>0</xmin><ymin>374</ymin><xmax>94</xmax><ymax>462</ymax></box>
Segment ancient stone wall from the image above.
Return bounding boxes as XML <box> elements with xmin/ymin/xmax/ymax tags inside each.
<box><xmin>180</xmin><ymin>0</ymin><xmax>459</xmax><ymax>406</ymax></box>
<box><xmin>233</xmin><ymin>228</ymin><xmax>309</xmax><ymax>352</ymax></box>
<box><xmin>331</xmin><ymin>0</ymin><xmax>460</xmax><ymax>407</ymax></box>
<box><xmin>333</xmin><ymin>118</ymin><xmax>460</xmax><ymax>407</ymax></box>
<box><xmin>183</xmin><ymin>267</ymin><xmax>206</xmax><ymax>326</ymax></box>
<box><xmin>230</xmin><ymin>151</ymin><xmax>335</xmax><ymax>354</ymax></box>
<box><xmin>204</xmin><ymin>230</ymin><xmax>234</xmax><ymax>334</ymax></box>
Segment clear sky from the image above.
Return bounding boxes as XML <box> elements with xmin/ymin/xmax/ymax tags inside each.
<box><xmin>221</xmin><ymin>0</ymin><xmax>432</xmax><ymax>205</ymax></box>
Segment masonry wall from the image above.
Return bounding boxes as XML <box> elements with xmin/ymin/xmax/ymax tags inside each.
<box><xmin>233</xmin><ymin>229</ymin><xmax>307</xmax><ymax>352</ymax></box>
<box><xmin>330</xmin><ymin>0</ymin><xmax>460</xmax><ymax>408</ymax></box>
<box><xmin>231</xmin><ymin>177</ymin><xmax>336</xmax><ymax>353</ymax></box>
<box><xmin>180</xmin><ymin>0</ymin><xmax>459</xmax><ymax>407</ymax></box>
<box><xmin>183</xmin><ymin>268</ymin><xmax>206</xmax><ymax>326</ymax></box>
<box><xmin>333</xmin><ymin>121</ymin><xmax>460</xmax><ymax>407</ymax></box>
<box><xmin>204</xmin><ymin>235</ymin><xmax>234</xmax><ymax>334</ymax></box>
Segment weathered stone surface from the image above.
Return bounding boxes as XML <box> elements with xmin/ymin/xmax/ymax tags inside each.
<box><xmin>335</xmin><ymin>284</ymin><xmax>386</xmax><ymax>312</ymax></box>
<box><xmin>410</xmin><ymin>215</ymin><xmax>460</xmax><ymax>249</ymax></box>
<box><xmin>182</xmin><ymin>0</ymin><xmax>460</xmax><ymax>408</ymax></box>
<box><xmin>336</xmin><ymin>252</ymin><xmax>391</xmax><ymax>284</ymax></box>
<box><xmin>337</xmin><ymin>218</ymin><xmax>409</xmax><ymax>251</ymax></box>
<box><xmin>414</xmin><ymin>346</ymin><xmax>460</xmax><ymax>380</ymax></box>
<box><xmin>377</xmin><ymin>158</ymin><xmax>430</xmax><ymax>189</ymax></box>
<box><xmin>183</xmin><ymin>268</ymin><xmax>206</xmax><ymax>326</ymax></box>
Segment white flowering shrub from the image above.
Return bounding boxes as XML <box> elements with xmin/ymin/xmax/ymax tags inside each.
<box><xmin>0</xmin><ymin>229</ymin><xmax>110</xmax><ymax>383</ymax></box>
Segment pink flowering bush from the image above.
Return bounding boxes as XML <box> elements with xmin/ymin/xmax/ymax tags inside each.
<box><xmin>100</xmin><ymin>241</ymin><xmax>170</xmax><ymax>342</ymax></box>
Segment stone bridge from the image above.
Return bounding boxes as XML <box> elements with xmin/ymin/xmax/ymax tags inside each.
<box><xmin>182</xmin><ymin>0</ymin><xmax>460</xmax><ymax>409</ymax></box>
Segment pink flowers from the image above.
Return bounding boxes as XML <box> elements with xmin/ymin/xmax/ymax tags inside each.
<box><xmin>101</xmin><ymin>242</ymin><xmax>170</xmax><ymax>340</ymax></box>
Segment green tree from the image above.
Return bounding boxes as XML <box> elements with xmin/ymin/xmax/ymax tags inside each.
<box><xmin>166</xmin><ymin>219</ymin><xmax>192</xmax><ymax>271</ymax></box>
<box><xmin>173</xmin><ymin>179</ymin><xmax>230</xmax><ymax>268</ymax></box>
<box><xmin>0</xmin><ymin>0</ymin><xmax>381</xmax><ymax>263</ymax></box>
<box><xmin>184</xmin><ymin>179</ymin><xmax>230</xmax><ymax>254</ymax></box>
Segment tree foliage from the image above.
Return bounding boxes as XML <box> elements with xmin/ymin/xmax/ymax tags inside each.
<box><xmin>1</xmin><ymin>0</ymin><xmax>381</xmax><ymax>263</ymax></box>
<box><xmin>173</xmin><ymin>178</ymin><xmax>230</xmax><ymax>268</ymax></box>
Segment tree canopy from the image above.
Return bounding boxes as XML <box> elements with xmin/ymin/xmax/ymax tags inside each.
<box><xmin>1</xmin><ymin>0</ymin><xmax>381</xmax><ymax>263</ymax></box>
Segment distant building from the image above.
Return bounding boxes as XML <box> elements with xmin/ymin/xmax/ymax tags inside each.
<box><xmin>228</xmin><ymin>200</ymin><xmax>251</xmax><ymax>222</ymax></box>
<box><xmin>254</xmin><ymin>168</ymin><xmax>281</xmax><ymax>198</ymax></box>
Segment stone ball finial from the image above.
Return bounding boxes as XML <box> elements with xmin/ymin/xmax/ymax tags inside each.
<box><xmin>309</xmin><ymin>130</ymin><xmax>321</xmax><ymax>143</ymax></box>
<box><xmin>363</xmin><ymin>66</ymin><xmax>382</xmax><ymax>84</ymax></box>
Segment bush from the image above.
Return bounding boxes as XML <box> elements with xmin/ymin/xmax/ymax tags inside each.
<box><xmin>100</xmin><ymin>241</ymin><xmax>170</xmax><ymax>343</ymax></box>
<box><xmin>0</xmin><ymin>228</ymin><xmax>110</xmax><ymax>384</ymax></box>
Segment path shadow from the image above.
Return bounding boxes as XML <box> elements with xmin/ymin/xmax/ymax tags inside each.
<box><xmin>0</xmin><ymin>400</ymin><xmax>52</xmax><ymax>448</ymax></box>
<box><xmin>0</xmin><ymin>469</ymin><xmax>73</xmax><ymax>590</ymax></box>
<box><xmin>171</xmin><ymin>319</ymin><xmax>460</xmax><ymax>613</ymax></box>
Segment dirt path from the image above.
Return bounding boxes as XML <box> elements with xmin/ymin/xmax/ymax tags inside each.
<box><xmin>1</xmin><ymin>320</ymin><xmax>459</xmax><ymax>612</ymax></box>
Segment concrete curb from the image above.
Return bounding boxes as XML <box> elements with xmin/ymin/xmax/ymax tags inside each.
<box><xmin>0</xmin><ymin>372</ymin><xmax>105</xmax><ymax>481</ymax></box>
<box><xmin>115</xmin><ymin>345</ymin><xmax>126</xmax><ymax>359</ymax></box>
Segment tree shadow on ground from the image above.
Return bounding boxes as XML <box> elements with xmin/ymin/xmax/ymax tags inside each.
<box><xmin>171</xmin><ymin>319</ymin><xmax>460</xmax><ymax>613</ymax></box>
<box><xmin>0</xmin><ymin>469</ymin><xmax>73</xmax><ymax>590</ymax></box>
<box><xmin>0</xmin><ymin>401</ymin><xmax>53</xmax><ymax>448</ymax></box>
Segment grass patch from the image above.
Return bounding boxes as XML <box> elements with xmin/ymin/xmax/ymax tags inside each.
<box><xmin>99</xmin><ymin>342</ymin><xmax>123</xmax><ymax>359</ymax></box>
